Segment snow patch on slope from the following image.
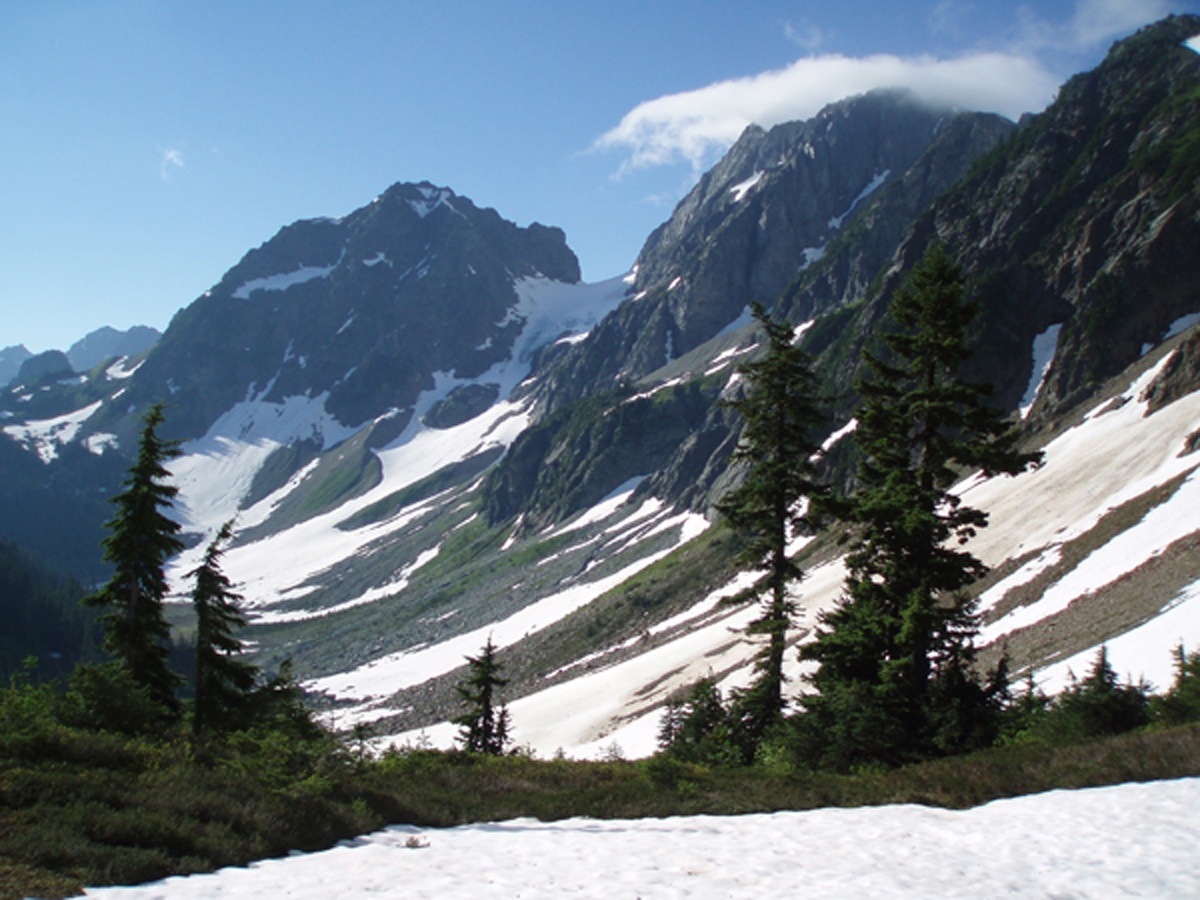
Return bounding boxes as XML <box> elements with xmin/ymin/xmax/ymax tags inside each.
<box><xmin>2</xmin><ymin>400</ymin><xmax>102</xmax><ymax>463</ymax></box>
<box><xmin>1020</xmin><ymin>323</ymin><xmax>1061</xmax><ymax>418</ymax></box>
<box><xmin>1040</xmin><ymin>577</ymin><xmax>1200</xmax><ymax>693</ymax></box>
<box><xmin>961</xmin><ymin>348</ymin><xmax>1200</xmax><ymax>688</ymax></box>
<box><xmin>729</xmin><ymin>170</ymin><xmax>764</xmax><ymax>202</ymax></box>
<box><xmin>979</xmin><ymin>465</ymin><xmax>1200</xmax><ymax>647</ymax></box>
<box><xmin>104</xmin><ymin>356</ymin><xmax>143</xmax><ymax>380</ymax></box>
<box><xmin>407</xmin><ymin>185</ymin><xmax>461</xmax><ymax>219</ymax></box>
<box><xmin>310</xmin><ymin>507</ymin><xmax>710</xmax><ymax>710</ymax></box>
<box><xmin>828</xmin><ymin>170</ymin><xmax>888</xmax><ymax>230</ymax></box>
<box><xmin>233</xmin><ymin>256</ymin><xmax>342</xmax><ymax>299</ymax></box>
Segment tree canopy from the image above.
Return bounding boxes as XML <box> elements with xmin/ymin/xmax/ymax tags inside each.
<box><xmin>453</xmin><ymin>637</ymin><xmax>511</xmax><ymax>755</ymax></box>
<box><xmin>799</xmin><ymin>245</ymin><xmax>1041</xmax><ymax>769</ymax></box>
<box><xmin>717</xmin><ymin>302</ymin><xmax>827</xmax><ymax>757</ymax></box>
<box><xmin>190</xmin><ymin>520</ymin><xmax>258</xmax><ymax>736</ymax></box>
<box><xmin>83</xmin><ymin>402</ymin><xmax>184</xmax><ymax>714</ymax></box>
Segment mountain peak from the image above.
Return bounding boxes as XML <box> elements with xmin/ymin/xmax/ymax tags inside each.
<box><xmin>376</xmin><ymin>181</ymin><xmax>462</xmax><ymax>220</ymax></box>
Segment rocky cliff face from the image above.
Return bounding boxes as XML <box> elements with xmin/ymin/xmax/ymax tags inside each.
<box><xmin>65</xmin><ymin>326</ymin><xmax>161</xmax><ymax>374</ymax></box>
<box><xmin>486</xmin><ymin>17</ymin><xmax>1200</xmax><ymax>530</ymax></box>
<box><xmin>536</xmin><ymin>90</ymin><xmax>1000</xmax><ymax>413</ymax></box>
<box><xmin>779</xmin><ymin>110</ymin><xmax>1015</xmax><ymax>320</ymax></box>
<box><xmin>491</xmin><ymin>93</ymin><xmax>1018</xmax><ymax>524</ymax></box>
<box><xmin>101</xmin><ymin>182</ymin><xmax>580</xmax><ymax>441</ymax></box>
<box><xmin>831</xmin><ymin>15</ymin><xmax>1200</xmax><ymax>418</ymax></box>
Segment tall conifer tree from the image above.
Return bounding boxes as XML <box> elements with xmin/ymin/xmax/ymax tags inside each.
<box><xmin>84</xmin><ymin>402</ymin><xmax>184</xmax><ymax>714</ymax></box>
<box><xmin>800</xmin><ymin>245</ymin><xmax>1040</xmax><ymax>769</ymax></box>
<box><xmin>453</xmin><ymin>637</ymin><xmax>511</xmax><ymax>755</ymax></box>
<box><xmin>718</xmin><ymin>302</ymin><xmax>826</xmax><ymax>754</ymax></box>
<box><xmin>190</xmin><ymin>520</ymin><xmax>258</xmax><ymax>736</ymax></box>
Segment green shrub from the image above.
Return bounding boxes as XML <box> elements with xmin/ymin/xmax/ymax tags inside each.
<box><xmin>59</xmin><ymin>662</ymin><xmax>170</xmax><ymax>735</ymax></box>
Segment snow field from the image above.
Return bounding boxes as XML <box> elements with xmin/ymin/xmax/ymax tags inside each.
<box><xmin>390</xmin><ymin>344</ymin><xmax>1200</xmax><ymax>758</ymax></box>
<box><xmin>164</xmin><ymin>274</ymin><xmax>630</xmax><ymax>615</ymax></box>
<box><xmin>82</xmin><ymin>778</ymin><xmax>1200</xmax><ymax>899</ymax></box>
<box><xmin>1</xmin><ymin>399</ymin><xmax>102</xmax><ymax>463</ymax></box>
<box><xmin>313</xmin><ymin>505</ymin><xmax>710</xmax><ymax>727</ymax></box>
<box><xmin>960</xmin><ymin>348</ymin><xmax>1200</xmax><ymax>688</ymax></box>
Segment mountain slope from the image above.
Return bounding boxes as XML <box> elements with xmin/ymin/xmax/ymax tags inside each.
<box><xmin>0</xmin><ymin>17</ymin><xmax>1197</xmax><ymax>760</ymax></box>
<box><xmin>798</xmin><ymin>14</ymin><xmax>1200</xmax><ymax>421</ymax></box>
<box><xmin>66</xmin><ymin>325</ymin><xmax>161</xmax><ymax>373</ymax></box>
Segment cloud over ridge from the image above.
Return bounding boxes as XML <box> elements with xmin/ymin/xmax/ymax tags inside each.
<box><xmin>595</xmin><ymin>51</ymin><xmax>1061</xmax><ymax>177</ymax></box>
<box><xmin>594</xmin><ymin>1</ymin><xmax>1179</xmax><ymax>178</ymax></box>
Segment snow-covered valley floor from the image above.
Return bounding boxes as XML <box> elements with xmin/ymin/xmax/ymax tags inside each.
<box><xmin>84</xmin><ymin>778</ymin><xmax>1200</xmax><ymax>898</ymax></box>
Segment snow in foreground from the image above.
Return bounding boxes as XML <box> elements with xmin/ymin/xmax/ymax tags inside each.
<box><xmin>84</xmin><ymin>778</ymin><xmax>1200</xmax><ymax>898</ymax></box>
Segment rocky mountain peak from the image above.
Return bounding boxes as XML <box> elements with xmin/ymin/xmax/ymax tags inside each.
<box><xmin>66</xmin><ymin>326</ymin><xmax>161</xmax><ymax>373</ymax></box>
<box><xmin>91</xmin><ymin>182</ymin><xmax>581</xmax><ymax>441</ymax></box>
<box><xmin>14</xmin><ymin>350</ymin><xmax>73</xmax><ymax>387</ymax></box>
<box><xmin>531</xmin><ymin>90</ymin><xmax>1010</xmax><ymax>415</ymax></box>
<box><xmin>0</xmin><ymin>345</ymin><xmax>33</xmax><ymax>387</ymax></box>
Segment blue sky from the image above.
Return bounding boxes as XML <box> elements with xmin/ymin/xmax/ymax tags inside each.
<box><xmin>2</xmin><ymin>0</ymin><xmax>1193</xmax><ymax>353</ymax></box>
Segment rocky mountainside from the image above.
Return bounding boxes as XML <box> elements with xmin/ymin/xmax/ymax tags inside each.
<box><xmin>487</xmin><ymin>92</ymin><xmax>1016</xmax><ymax>526</ymax></box>
<box><xmin>0</xmin><ymin>16</ymin><xmax>1197</xmax><ymax>758</ymax></box>
<box><xmin>66</xmin><ymin>326</ymin><xmax>160</xmax><ymax>374</ymax></box>
<box><xmin>536</xmin><ymin>90</ymin><xmax>1014</xmax><ymax>412</ymax></box>
<box><xmin>786</xmin><ymin>14</ymin><xmax>1200</xmax><ymax>420</ymax></box>
<box><xmin>0</xmin><ymin>346</ymin><xmax>33</xmax><ymax>387</ymax></box>
<box><xmin>99</xmin><ymin>181</ymin><xmax>582</xmax><ymax>442</ymax></box>
<box><xmin>492</xmin><ymin>15</ymin><xmax>1200</xmax><ymax>529</ymax></box>
<box><xmin>0</xmin><ymin>182</ymin><xmax>614</xmax><ymax>577</ymax></box>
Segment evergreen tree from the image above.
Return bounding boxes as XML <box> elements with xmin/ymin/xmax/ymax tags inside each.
<box><xmin>190</xmin><ymin>520</ymin><xmax>258</xmax><ymax>737</ymax></box>
<box><xmin>83</xmin><ymin>402</ymin><xmax>184</xmax><ymax>715</ymax></box>
<box><xmin>800</xmin><ymin>245</ymin><xmax>1040</xmax><ymax>769</ymax></box>
<box><xmin>1153</xmin><ymin>643</ymin><xmax>1200</xmax><ymax>726</ymax></box>
<box><xmin>1056</xmin><ymin>646</ymin><xmax>1150</xmax><ymax>738</ymax></box>
<box><xmin>717</xmin><ymin>302</ymin><xmax>826</xmax><ymax>754</ymax></box>
<box><xmin>453</xmin><ymin>637</ymin><xmax>511</xmax><ymax>754</ymax></box>
<box><xmin>657</xmin><ymin>677</ymin><xmax>735</xmax><ymax>765</ymax></box>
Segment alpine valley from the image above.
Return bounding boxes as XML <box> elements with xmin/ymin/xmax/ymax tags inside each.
<box><xmin>4</xmin><ymin>16</ymin><xmax>1200</xmax><ymax>759</ymax></box>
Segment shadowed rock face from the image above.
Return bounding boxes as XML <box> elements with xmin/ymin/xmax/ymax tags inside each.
<box><xmin>492</xmin><ymin>17</ymin><xmax>1200</xmax><ymax>527</ymax></box>
<box><xmin>105</xmin><ymin>181</ymin><xmax>580</xmax><ymax>440</ymax></box>
<box><xmin>858</xmin><ymin>14</ymin><xmax>1200</xmax><ymax>418</ymax></box>
<box><xmin>15</xmin><ymin>350</ymin><xmax>73</xmax><ymax>386</ymax></box>
<box><xmin>535</xmin><ymin>90</ymin><xmax>1014</xmax><ymax>415</ymax></box>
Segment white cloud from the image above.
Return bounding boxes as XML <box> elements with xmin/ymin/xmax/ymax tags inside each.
<box><xmin>594</xmin><ymin>0</ymin><xmax>1178</xmax><ymax>179</ymax></box>
<box><xmin>159</xmin><ymin>147</ymin><xmax>184</xmax><ymax>181</ymax></box>
<box><xmin>594</xmin><ymin>52</ymin><xmax>1060</xmax><ymax>176</ymax></box>
<box><xmin>783</xmin><ymin>19</ymin><xmax>825</xmax><ymax>53</ymax></box>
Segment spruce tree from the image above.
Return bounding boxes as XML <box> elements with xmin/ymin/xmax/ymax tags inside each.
<box><xmin>453</xmin><ymin>637</ymin><xmax>511</xmax><ymax>754</ymax></box>
<box><xmin>190</xmin><ymin>519</ymin><xmax>258</xmax><ymax>737</ymax></box>
<box><xmin>1056</xmin><ymin>646</ymin><xmax>1150</xmax><ymax>738</ymax></box>
<box><xmin>717</xmin><ymin>302</ymin><xmax>826</xmax><ymax>756</ymax></box>
<box><xmin>800</xmin><ymin>245</ymin><xmax>1040</xmax><ymax>769</ymax></box>
<box><xmin>84</xmin><ymin>402</ymin><xmax>184</xmax><ymax>715</ymax></box>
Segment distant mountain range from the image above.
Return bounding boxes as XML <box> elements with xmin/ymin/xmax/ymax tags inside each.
<box><xmin>2</xmin><ymin>15</ymin><xmax>1198</xmax><ymax>757</ymax></box>
<box><xmin>1</xmin><ymin>325</ymin><xmax>160</xmax><ymax>387</ymax></box>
